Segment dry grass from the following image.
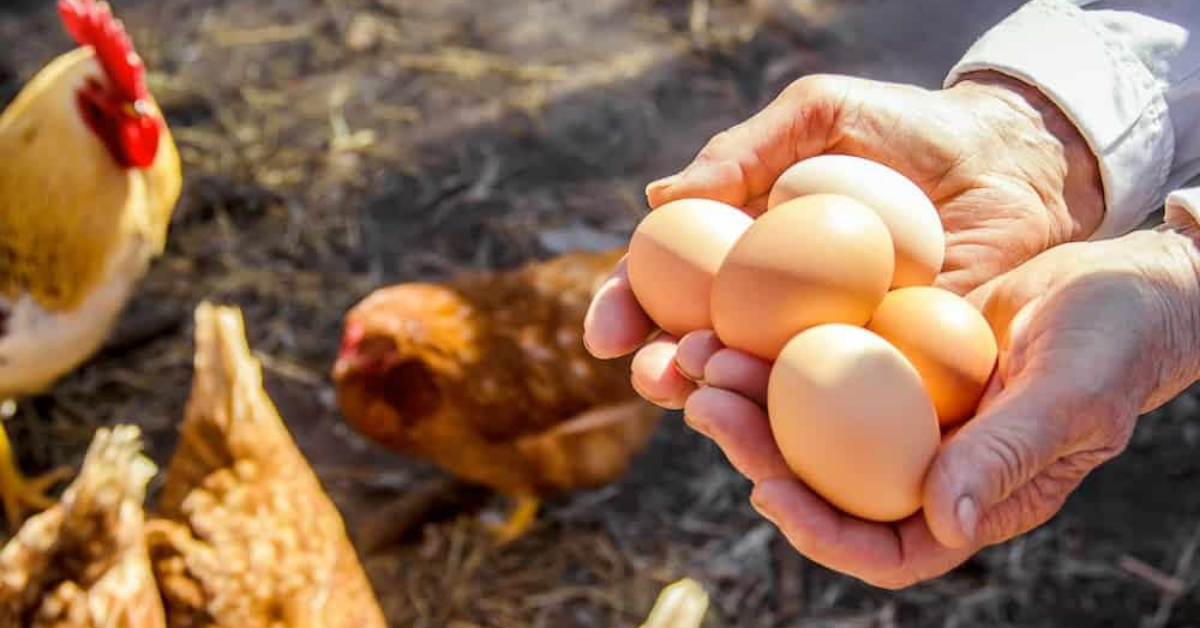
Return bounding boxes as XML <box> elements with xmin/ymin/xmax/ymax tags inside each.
<box><xmin>1</xmin><ymin>0</ymin><xmax>1199</xmax><ymax>626</ymax></box>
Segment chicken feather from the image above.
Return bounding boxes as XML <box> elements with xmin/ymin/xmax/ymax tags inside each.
<box><xmin>0</xmin><ymin>47</ymin><xmax>179</xmax><ymax>315</ymax></box>
<box><xmin>333</xmin><ymin>248</ymin><xmax>662</xmax><ymax>541</ymax></box>
<box><xmin>147</xmin><ymin>302</ymin><xmax>386</xmax><ymax>628</ymax></box>
<box><xmin>0</xmin><ymin>0</ymin><xmax>181</xmax><ymax>528</ymax></box>
<box><xmin>0</xmin><ymin>425</ymin><xmax>164</xmax><ymax>628</ymax></box>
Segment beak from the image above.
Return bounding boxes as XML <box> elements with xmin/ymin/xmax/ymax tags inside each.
<box><xmin>332</xmin><ymin>320</ymin><xmax>394</xmax><ymax>381</ymax></box>
<box><xmin>333</xmin><ymin>319</ymin><xmax>366</xmax><ymax>381</ymax></box>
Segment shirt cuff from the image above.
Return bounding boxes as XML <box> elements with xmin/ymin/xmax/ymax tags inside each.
<box><xmin>1165</xmin><ymin>187</ymin><xmax>1200</xmax><ymax>230</ymax></box>
<box><xmin>943</xmin><ymin>0</ymin><xmax>1174</xmax><ymax>240</ymax></box>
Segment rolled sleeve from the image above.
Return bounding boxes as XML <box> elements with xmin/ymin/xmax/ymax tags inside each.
<box><xmin>1166</xmin><ymin>186</ymin><xmax>1200</xmax><ymax>229</ymax></box>
<box><xmin>944</xmin><ymin>0</ymin><xmax>1182</xmax><ymax>240</ymax></box>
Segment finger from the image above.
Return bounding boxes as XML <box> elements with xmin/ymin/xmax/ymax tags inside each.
<box><xmin>935</xmin><ymin>260</ymin><xmax>1003</xmax><ymax>299</ymax></box>
<box><xmin>744</xmin><ymin>193</ymin><xmax>770</xmax><ymax>217</ymax></box>
<box><xmin>583</xmin><ymin>257</ymin><xmax>655</xmax><ymax>359</ymax></box>
<box><xmin>922</xmin><ymin>377</ymin><xmax>1071</xmax><ymax>550</ymax></box>
<box><xmin>972</xmin><ymin>368</ymin><xmax>1005</xmax><ymax>414</ymax></box>
<box><xmin>751</xmin><ymin>479</ymin><xmax>978</xmax><ymax>589</ymax></box>
<box><xmin>961</xmin><ymin>270</ymin><xmax>1006</xmax><ymax>312</ymax></box>
<box><xmin>645</xmin><ymin>76</ymin><xmax>845</xmax><ymax>210</ymax></box>
<box><xmin>630</xmin><ymin>336</ymin><xmax>693</xmax><ymax>410</ymax></box>
<box><xmin>935</xmin><ymin>233</ymin><xmax>1019</xmax><ymax>298</ymax></box>
<box><xmin>675</xmin><ymin>331</ymin><xmax>725</xmax><ymax>382</ymax></box>
<box><xmin>683</xmin><ymin>387</ymin><xmax>791</xmax><ymax>482</ymax></box>
<box><xmin>973</xmin><ymin>458</ymin><xmax>1089</xmax><ymax>546</ymax></box>
<box><xmin>703</xmin><ymin>348</ymin><xmax>771</xmax><ymax>407</ymax></box>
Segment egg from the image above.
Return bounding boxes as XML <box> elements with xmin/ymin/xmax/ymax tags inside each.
<box><xmin>768</xmin><ymin>324</ymin><xmax>940</xmax><ymax>522</ymax></box>
<box><xmin>866</xmin><ymin>286</ymin><xmax>998</xmax><ymax>427</ymax></box>
<box><xmin>626</xmin><ymin>199</ymin><xmax>754</xmax><ymax>337</ymax></box>
<box><xmin>710</xmin><ymin>194</ymin><xmax>894</xmax><ymax>360</ymax></box>
<box><xmin>768</xmin><ymin>155</ymin><xmax>945</xmax><ymax>288</ymax></box>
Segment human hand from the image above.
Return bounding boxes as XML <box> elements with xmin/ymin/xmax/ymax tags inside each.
<box><xmin>676</xmin><ymin>218</ymin><xmax>1200</xmax><ymax>589</ymax></box>
<box><xmin>584</xmin><ymin>71</ymin><xmax>1104</xmax><ymax>409</ymax></box>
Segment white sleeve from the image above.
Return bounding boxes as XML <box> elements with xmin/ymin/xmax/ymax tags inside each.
<box><xmin>1166</xmin><ymin>186</ymin><xmax>1200</xmax><ymax>229</ymax></box>
<box><xmin>943</xmin><ymin>0</ymin><xmax>1200</xmax><ymax>240</ymax></box>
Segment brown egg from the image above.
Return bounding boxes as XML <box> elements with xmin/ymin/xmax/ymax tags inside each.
<box><xmin>627</xmin><ymin>199</ymin><xmax>754</xmax><ymax>337</ymax></box>
<box><xmin>710</xmin><ymin>194</ymin><xmax>894</xmax><ymax>360</ymax></box>
<box><xmin>768</xmin><ymin>155</ymin><xmax>945</xmax><ymax>288</ymax></box>
<box><xmin>768</xmin><ymin>324</ymin><xmax>940</xmax><ymax>522</ymax></box>
<box><xmin>866</xmin><ymin>287</ymin><xmax>998</xmax><ymax>427</ymax></box>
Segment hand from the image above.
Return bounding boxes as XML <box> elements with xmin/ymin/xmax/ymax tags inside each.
<box><xmin>583</xmin><ymin>71</ymin><xmax>1104</xmax><ymax>409</ymax></box>
<box><xmin>677</xmin><ymin>218</ymin><xmax>1200</xmax><ymax>589</ymax></box>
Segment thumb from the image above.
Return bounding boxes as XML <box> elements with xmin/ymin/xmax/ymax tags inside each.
<box><xmin>922</xmin><ymin>372</ymin><xmax>1071</xmax><ymax>550</ymax></box>
<box><xmin>645</xmin><ymin>75</ymin><xmax>848</xmax><ymax>211</ymax></box>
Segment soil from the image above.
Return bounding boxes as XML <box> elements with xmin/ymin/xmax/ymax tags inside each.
<box><xmin>2</xmin><ymin>0</ymin><xmax>1198</xmax><ymax>626</ymax></box>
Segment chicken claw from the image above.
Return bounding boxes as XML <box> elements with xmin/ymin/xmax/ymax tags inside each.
<box><xmin>0</xmin><ymin>421</ymin><xmax>71</xmax><ymax>529</ymax></box>
<box><xmin>483</xmin><ymin>495</ymin><xmax>541</xmax><ymax>545</ymax></box>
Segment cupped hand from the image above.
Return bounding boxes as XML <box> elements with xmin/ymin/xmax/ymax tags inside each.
<box><xmin>583</xmin><ymin>70</ymin><xmax>1104</xmax><ymax>409</ymax></box>
<box><xmin>677</xmin><ymin>220</ymin><xmax>1200</xmax><ymax>589</ymax></box>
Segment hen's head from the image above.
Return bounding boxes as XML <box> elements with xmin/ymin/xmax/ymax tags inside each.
<box><xmin>331</xmin><ymin>284</ymin><xmax>481</xmax><ymax>451</ymax></box>
<box><xmin>58</xmin><ymin>0</ymin><xmax>161</xmax><ymax>168</ymax></box>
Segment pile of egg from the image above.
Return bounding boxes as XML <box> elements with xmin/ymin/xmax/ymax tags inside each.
<box><xmin>627</xmin><ymin>155</ymin><xmax>998</xmax><ymax>522</ymax></box>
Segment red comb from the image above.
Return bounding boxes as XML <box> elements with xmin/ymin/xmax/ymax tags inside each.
<box><xmin>57</xmin><ymin>0</ymin><xmax>148</xmax><ymax>103</ymax></box>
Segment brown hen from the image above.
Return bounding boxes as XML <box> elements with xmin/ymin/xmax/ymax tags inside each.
<box><xmin>332</xmin><ymin>248</ymin><xmax>662</xmax><ymax>543</ymax></box>
<box><xmin>145</xmin><ymin>302</ymin><xmax>386</xmax><ymax>628</ymax></box>
<box><xmin>0</xmin><ymin>425</ymin><xmax>164</xmax><ymax>628</ymax></box>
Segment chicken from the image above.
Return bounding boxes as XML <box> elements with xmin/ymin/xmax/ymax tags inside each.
<box><xmin>332</xmin><ymin>248</ymin><xmax>662</xmax><ymax>544</ymax></box>
<box><xmin>0</xmin><ymin>0</ymin><xmax>182</xmax><ymax>527</ymax></box>
<box><xmin>0</xmin><ymin>425</ymin><xmax>165</xmax><ymax>628</ymax></box>
<box><xmin>146</xmin><ymin>302</ymin><xmax>386</xmax><ymax>628</ymax></box>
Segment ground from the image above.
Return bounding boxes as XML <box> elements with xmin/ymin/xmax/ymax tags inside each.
<box><xmin>2</xmin><ymin>0</ymin><xmax>1199</xmax><ymax>626</ymax></box>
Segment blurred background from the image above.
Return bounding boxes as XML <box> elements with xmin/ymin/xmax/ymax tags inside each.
<box><xmin>2</xmin><ymin>0</ymin><xmax>1198</xmax><ymax>626</ymax></box>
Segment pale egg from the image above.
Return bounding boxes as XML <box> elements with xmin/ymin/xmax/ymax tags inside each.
<box><xmin>768</xmin><ymin>324</ymin><xmax>941</xmax><ymax>522</ymax></box>
<box><xmin>768</xmin><ymin>155</ymin><xmax>945</xmax><ymax>288</ymax></box>
<box><xmin>626</xmin><ymin>199</ymin><xmax>754</xmax><ymax>338</ymax></box>
<box><xmin>710</xmin><ymin>194</ymin><xmax>894</xmax><ymax>360</ymax></box>
<box><xmin>866</xmin><ymin>286</ymin><xmax>998</xmax><ymax>427</ymax></box>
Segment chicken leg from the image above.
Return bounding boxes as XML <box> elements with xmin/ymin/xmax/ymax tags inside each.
<box><xmin>0</xmin><ymin>411</ymin><xmax>71</xmax><ymax>528</ymax></box>
<box><xmin>483</xmin><ymin>399</ymin><xmax>661</xmax><ymax>545</ymax></box>
<box><xmin>483</xmin><ymin>494</ymin><xmax>541</xmax><ymax>545</ymax></box>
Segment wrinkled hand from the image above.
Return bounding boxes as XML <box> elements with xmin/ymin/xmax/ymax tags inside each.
<box><xmin>584</xmin><ymin>71</ymin><xmax>1103</xmax><ymax>408</ymax></box>
<box><xmin>674</xmin><ymin>220</ymin><xmax>1200</xmax><ymax>589</ymax></box>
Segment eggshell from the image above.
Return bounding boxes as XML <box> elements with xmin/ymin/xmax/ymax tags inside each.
<box><xmin>866</xmin><ymin>286</ymin><xmax>998</xmax><ymax>427</ymax></box>
<box><xmin>768</xmin><ymin>155</ymin><xmax>945</xmax><ymax>288</ymax></box>
<box><xmin>626</xmin><ymin>199</ymin><xmax>754</xmax><ymax>338</ymax></box>
<box><xmin>710</xmin><ymin>194</ymin><xmax>894</xmax><ymax>361</ymax></box>
<box><xmin>768</xmin><ymin>324</ymin><xmax>941</xmax><ymax>522</ymax></box>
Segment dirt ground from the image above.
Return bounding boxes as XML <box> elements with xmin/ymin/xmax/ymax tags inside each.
<box><xmin>2</xmin><ymin>0</ymin><xmax>1199</xmax><ymax>626</ymax></box>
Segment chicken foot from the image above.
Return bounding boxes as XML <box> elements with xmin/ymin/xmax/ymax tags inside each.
<box><xmin>482</xmin><ymin>494</ymin><xmax>540</xmax><ymax>546</ymax></box>
<box><xmin>0</xmin><ymin>408</ymin><xmax>71</xmax><ymax>528</ymax></box>
<box><xmin>483</xmin><ymin>399</ymin><xmax>661</xmax><ymax>545</ymax></box>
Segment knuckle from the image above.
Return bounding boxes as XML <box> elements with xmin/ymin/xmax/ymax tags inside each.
<box><xmin>699</xmin><ymin>129</ymin><xmax>738</xmax><ymax>156</ymax></box>
<box><xmin>1063</xmin><ymin>395</ymin><xmax>1139</xmax><ymax>456</ymax></box>
<box><xmin>783</xmin><ymin>73</ymin><xmax>840</xmax><ymax>99</ymax></box>
<box><xmin>976</xmin><ymin>429</ymin><xmax>1032</xmax><ymax>500</ymax></box>
<box><xmin>978</xmin><ymin>462</ymin><xmax>1082</xmax><ymax>545</ymax></box>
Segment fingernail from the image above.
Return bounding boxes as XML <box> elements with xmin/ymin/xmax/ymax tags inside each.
<box><xmin>580</xmin><ymin>323</ymin><xmax>606</xmax><ymax>359</ymax></box>
<box><xmin>956</xmin><ymin>495</ymin><xmax>979</xmax><ymax>543</ymax></box>
<box><xmin>646</xmin><ymin>173</ymin><xmax>683</xmax><ymax>199</ymax></box>
<box><xmin>581</xmin><ymin>307</ymin><xmax>613</xmax><ymax>359</ymax></box>
<box><xmin>682</xmin><ymin>411</ymin><xmax>711</xmax><ymax>437</ymax></box>
<box><xmin>581</xmin><ymin>331</ymin><xmax>600</xmax><ymax>358</ymax></box>
<box><xmin>673</xmin><ymin>362</ymin><xmax>704</xmax><ymax>385</ymax></box>
<box><xmin>750</xmin><ymin>485</ymin><xmax>776</xmax><ymax>522</ymax></box>
<box><xmin>632</xmin><ymin>377</ymin><xmax>679</xmax><ymax>410</ymax></box>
